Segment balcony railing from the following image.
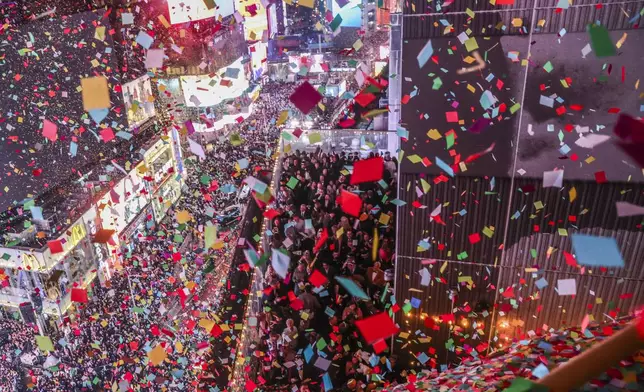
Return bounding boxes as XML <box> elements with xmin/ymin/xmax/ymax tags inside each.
<box><xmin>537</xmin><ymin>318</ymin><xmax>644</xmax><ymax>392</ymax></box>
<box><xmin>281</xmin><ymin>128</ymin><xmax>391</xmax><ymax>154</ymax></box>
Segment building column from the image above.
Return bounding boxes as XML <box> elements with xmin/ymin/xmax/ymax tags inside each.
<box><xmin>386</xmin><ymin>13</ymin><xmax>402</xmax><ymax>155</ymax></box>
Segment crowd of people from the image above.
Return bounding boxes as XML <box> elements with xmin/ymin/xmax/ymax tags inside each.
<box><xmin>246</xmin><ymin>148</ymin><xmax>400</xmax><ymax>389</ymax></box>
<box><xmin>0</xmin><ymin>82</ymin><xmax>306</xmax><ymax>391</ymax></box>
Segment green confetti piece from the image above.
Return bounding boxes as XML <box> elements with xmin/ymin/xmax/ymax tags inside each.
<box><xmin>587</xmin><ymin>23</ymin><xmax>616</xmax><ymax>57</ymax></box>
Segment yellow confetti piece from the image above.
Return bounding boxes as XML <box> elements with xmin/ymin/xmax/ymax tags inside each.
<box><xmin>466</xmin><ymin>84</ymin><xmax>476</xmax><ymax>93</ymax></box>
<box><xmin>616</xmin><ymin>32</ymin><xmax>627</xmax><ymax>48</ymax></box>
<box><xmin>585</xmin><ymin>156</ymin><xmax>595</xmax><ymax>164</ymax></box>
<box><xmin>546</xmin><ymin>246</ymin><xmax>555</xmax><ymax>258</ymax></box>
<box><xmin>158</xmin><ymin>15</ymin><xmax>171</xmax><ymax>28</ymax></box>
<box><xmin>464</xmin><ymin>37</ymin><xmax>479</xmax><ymax>52</ymax></box>
<box><xmin>569</xmin><ymin>186</ymin><xmax>577</xmax><ymax>202</ymax></box>
<box><xmin>198</xmin><ymin>318</ymin><xmax>215</xmax><ymax>331</ymax></box>
<box><xmin>440</xmin><ymin>261</ymin><xmax>448</xmax><ymax>274</ymax></box>
<box><xmin>276</xmin><ymin>110</ymin><xmax>288</xmax><ymax>126</ymax></box>
<box><xmin>420</xmin><ymin>178</ymin><xmax>431</xmax><ymax>193</ymax></box>
<box><xmin>512</xmin><ymin>18</ymin><xmax>523</xmax><ymax>27</ymax></box>
<box><xmin>463</xmin><ymin>56</ymin><xmax>476</xmax><ymax>64</ymax></box>
<box><xmin>537</xmin><ymin>19</ymin><xmax>546</xmax><ymax>27</ymax></box>
<box><xmin>427</xmin><ymin>129</ymin><xmax>442</xmax><ymax>140</ymax></box>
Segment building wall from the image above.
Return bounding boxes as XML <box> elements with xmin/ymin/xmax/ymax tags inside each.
<box><xmin>394</xmin><ymin>173</ymin><xmax>644</xmax><ymax>362</ymax></box>
<box><xmin>0</xmin><ymin>136</ymin><xmax>186</xmax><ymax>320</ymax></box>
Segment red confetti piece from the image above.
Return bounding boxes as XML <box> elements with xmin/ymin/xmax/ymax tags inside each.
<box><xmin>595</xmin><ymin>171</ymin><xmax>608</xmax><ymax>183</ymax></box>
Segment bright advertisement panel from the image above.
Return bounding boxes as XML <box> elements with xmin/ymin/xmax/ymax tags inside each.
<box><xmin>332</xmin><ymin>0</ymin><xmax>362</xmax><ymax>27</ymax></box>
<box><xmin>181</xmin><ymin>57</ymin><xmax>249</xmax><ymax>107</ymax></box>
<box><xmin>379</xmin><ymin>45</ymin><xmax>390</xmax><ymax>60</ymax></box>
<box><xmin>268</xmin><ymin>3</ymin><xmax>278</xmax><ymax>37</ymax></box>
<box><xmin>287</xmin><ymin>53</ymin><xmax>325</xmax><ymax>73</ymax></box>
<box><xmin>99</xmin><ymin>171</ymin><xmax>149</xmax><ymax>234</ymax></box>
<box><xmin>122</xmin><ymin>75</ymin><xmax>156</xmax><ymax>129</ymax></box>
<box><xmin>374</xmin><ymin>61</ymin><xmax>386</xmax><ymax>76</ymax></box>
<box><xmin>236</xmin><ymin>0</ymin><xmax>268</xmax><ymax>41</ymax></box>
<box><xmin>167</xmin><ymin>0</ymin><xmax>235</xmax><ymax>24</ymax></box>
<box><xmin>250</xmin><ymin>41</ymin><xmax>267</xmax><ymax>80</ymax></box>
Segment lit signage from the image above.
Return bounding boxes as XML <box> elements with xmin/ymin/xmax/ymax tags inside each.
<box><xmin>122</xmin><ymin>75</ymin><xmax>156</xmax><ymax>129</ymax></box>
<box><xmin>70</xmin><ymin>224</ymin><xmax>87</xmax><ymax>248</ymax></box>
<box><xmin>167</xmin><ymin>0</ymin><xmax>235</xmax><ymax>24</ymax></box>
<box><xmin>22</xmin><ymin>253</ymin><xmax>44</xmax><ymax>271</ymax></box>
<box><xmin>181</xmin><ymin>57</ymin><xmax>249</xmax><ymax>107</ymax></box>
<box><xmin>87</xmin><ymin>219</ymin><xmax>106</xmax><ymax>265</ymax></box>
<box><xmin>235</xmin><ymin>0</ymin><xmax>268</xmax><ymax>41</ymax></box>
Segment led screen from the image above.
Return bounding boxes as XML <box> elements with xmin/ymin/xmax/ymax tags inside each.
<box><xmin>332</xmin><ymin>0</ymin><xmax>362</xmax><ymax>27</ymax></box>
<box><xmin>236</xmin><ymin>0</ymin><xmax>268</xmax><ymax>41</ymax></box>
<box><xmin>288</xmin><ymin>54</ymin><xmax>326</xmax><ymax>73</ymax></box>
<box><xmin>181</xmin><ymin>57</ymin><xmax>249</xmax><ymax>107</ymax></box>
<box><xmin>98</xmin><ymin>171</ymin><xmax>149</xmax><ymax>234</ymax></box>
<box><xmin>122</xmin><ymin>75</ymin><xmax>156</xmax><ymax>129</ymax></box>
<box><xmin>250</xmin><ymin>42</ymin><xmax>268</xmax><ymax>79</ymax></box>
<box><xmin>167</xmin><ymin>0</ymin><xmax>236</xmax><ymax>24</ymax></box>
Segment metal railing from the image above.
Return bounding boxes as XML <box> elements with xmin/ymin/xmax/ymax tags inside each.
<box><xmin>281</xmin><ymin>128</ymin><xmax>391</xmax><ymax>153</ymax></box>
<box><xmin>537</xmin><ymin>318</ymin><xmax>643</xmax><ymax>392</ymax></box>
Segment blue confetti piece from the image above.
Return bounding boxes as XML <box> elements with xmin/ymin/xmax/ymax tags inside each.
<box><xmin>417</xmin><ymin>39</ymin><xmax>434</xmax><ymax>68</ymax></box>
<box><xmin>532</xmin><ymin>363</ymin><xmax>549</xmax><ymax>379</ymax></box>
<box><xmin>571</xmin><ymin>234</ymin><xmax>624</xmax><ymax>267</ymax></box>
<box><xmin>435</xmin><ymin>156</ymin><xmax>454</xmax><ymax>177</ymax></box>
<box><xmin>136</xmin><ymin>31</ymin><xmax>154</xmax><ymax>49</ymax></box>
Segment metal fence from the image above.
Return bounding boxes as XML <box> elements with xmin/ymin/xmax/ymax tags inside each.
<box><xmin>281</xmin><ymin>128</ymin><xmax>391</xmax><ymax>154</ymax></box>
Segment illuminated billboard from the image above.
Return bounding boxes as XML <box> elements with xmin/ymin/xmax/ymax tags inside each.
<box><xmin>122</xmin><ymin>75</ymin><xmax>156</xmax><ymax>129</ymax></box>
<box><xmin>236</xmin><ymin>0</ymin><xmax>268</xmax><ymax>41</ymax></box>
<box><xmin>332</xmin><ymin>0</ymin><xmax>362</xmax><ymax>27</ymax></box>
<box><xmin>288</xmin><ymin>54</ymin><xmax>326</xmax><ymax>73</ymax></box>
<box><xmin>99</xmin><ymin>169</ymin><xmax>149</xmax><ymax>234</ymax></box>
<box><xmin>167</xmin><ymin>0</ymin><xmax>235</xmax><ymax>25</ymax></box>
<box><xmin>181</xmin><ymin>57</ymin><xmax>249</xmax><ymax>107</ymax></box>
<box><xmin>250</xmin><ymin>41</ymin><xmax>268</xmax><ymax>80</ymax></box>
